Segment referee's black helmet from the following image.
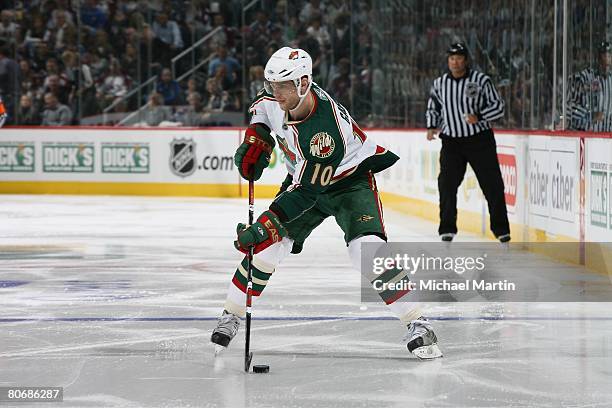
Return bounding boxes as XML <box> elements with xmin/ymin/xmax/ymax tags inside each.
<box><xmin>447</xmin><ymin>43</ymin><xmax>469</xmax><ymax>58</ymax></box>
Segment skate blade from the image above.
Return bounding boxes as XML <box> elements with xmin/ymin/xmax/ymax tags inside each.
<box><xmin>214</xmin><ymin>344</ymin><xmax>226</xmax><ymax>355</ymax></box>
<box><xmin>412</xmin><ymin>344</ymin><xmax>443</xmax><ymax>360</ymax></box>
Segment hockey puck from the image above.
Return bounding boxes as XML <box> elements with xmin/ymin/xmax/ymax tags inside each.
<box><xmin>252</xmin><ymin>364</ymin><xmax>270</xmax><ymax>373</ymax></box>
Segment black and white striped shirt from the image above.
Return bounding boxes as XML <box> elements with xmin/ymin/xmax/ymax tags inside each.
<box><xmin>426</xmin><ymin>70</ymin><xmax>505</xmax><ymax>137</ymax></box>
<box><xmin>568</xmin><ymin>68</ymin><xmax>612</xmax><ymax>132</ymax></box>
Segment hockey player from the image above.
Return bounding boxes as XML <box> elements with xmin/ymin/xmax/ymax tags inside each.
<box><xmin>0</xmin><ymin>95</ymin><xmax>7</xmax><ymax>128</ymax></box>
<box><xmin>211</xmin><ymin>47</ymin><xmax>442</xmax><ymax>359</ymax></box>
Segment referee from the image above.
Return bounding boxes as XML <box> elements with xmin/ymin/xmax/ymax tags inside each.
<box><xmin>426</xmin><ymin>43</ymin><xmax>510</xmax><ymax>243</ymax></box>
<box><xmin>568</xmin><ymin>41</ymin><xmax>612</xmax><ymax>132</ymax></box>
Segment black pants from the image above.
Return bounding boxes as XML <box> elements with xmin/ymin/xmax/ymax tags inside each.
<box><xmin>438</xmin><ymin>129</ymin><xmax>510</xmax><ymax>238</ymax></box>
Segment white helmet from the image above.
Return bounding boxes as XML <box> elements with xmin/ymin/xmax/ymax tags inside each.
<box><xmin>264</xmin><ymin>47</ymin><xmax>312</xmax><ymax>98</ymax></box>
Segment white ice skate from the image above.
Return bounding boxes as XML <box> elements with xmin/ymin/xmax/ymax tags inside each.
<box><xmin>404</xmin><ymin>317</ymin><xmax>443</xmax><ymax>360</ymax></box>
<box><xmin>211</xmin><ymin>310</ymin><xmax>240</xmax><ymax>354</ymax></box>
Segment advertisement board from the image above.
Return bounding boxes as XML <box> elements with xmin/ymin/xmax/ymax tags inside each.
<box><xmin>585</xmin><ymin>138</ymin><xmax>612</xmax><ymax>241</ymax></box>
<box><xmin>1</xmin><ymin>127</ymin><xmax>609</xmax><ymax>242</ymax></box>
<box><xmin>0</xmin><ymin>128</ymin><xmax>241</xmax><ymax>185</ymax></box>
<box><xmin>527</xmin><ymin>136</ymin><xmax>580</xmax><ymax>239</ymax></box>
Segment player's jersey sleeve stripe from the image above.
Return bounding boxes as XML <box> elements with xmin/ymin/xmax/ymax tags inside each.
<box><xmin>368</xmin><ymin>172</ymin><xmax>386</xmax><ymax>237</ymax></box>
<box><xmin>330</xmin><ymin>101</ymin><xmax>348</xmax><ymax>153</ymax></box>
<box><xmin>291</xmin><ymin>126</ymin><xmax>305</xmax><ymax>159</ymax></box>
<box><xmin>329</xmin><ymin>165</ymin><xmax>358</xmax><ymax>184</ymax></box>
<box><xmin>352</xmin><ymin>121</ymin><xmax>367</xmax><ymax>143</ymax></box>
<box><xmin>295</xmin><ymin>160</ymin><xmax>307</xmax><ymax>183</ymax></box>
<box><xmin>249</xmin><ymin>96</ymin><xmax>276</xmax><ymax>111</ymax></box>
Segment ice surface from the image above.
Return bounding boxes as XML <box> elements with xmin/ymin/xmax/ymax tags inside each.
<box><xmin>1</xmin><ymin>195</ymin><xmax>611</xmax><ymax>407</ymax></box>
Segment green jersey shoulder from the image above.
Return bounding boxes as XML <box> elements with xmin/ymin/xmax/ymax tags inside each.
<box><xmin>290</xmin><ymin>83</ymin><xmax>347</xmax><ymax>166</ymax></box>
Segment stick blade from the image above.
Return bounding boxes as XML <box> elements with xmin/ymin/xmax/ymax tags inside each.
<box><xmin>411</xmin><ymin>344</ymin><xmax>443</xmax><ymax>360</ymax></box>
<box><xmin>244</xmin><ymin>352</ymin><xmax>253</xmax><ymax>372</ymax></box>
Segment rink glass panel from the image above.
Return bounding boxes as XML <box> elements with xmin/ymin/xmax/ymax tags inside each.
<box><xmin>1</xmin><ymin>0</ymin><xmax>611</xmax><ymax>129</ymax></box>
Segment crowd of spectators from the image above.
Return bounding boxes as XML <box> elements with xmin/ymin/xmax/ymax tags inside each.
<box><xmin>0</xmin><ymin>0</ymin><xmax>374</xmax><ymax>126</ymax></box>
<box><xmin>0</xmin><ymin>0</ymin><xmax>607</xmax><ymax>129</ymax></box>
<box><xmin>373</xmin><ymin>0</ymin><xmax>608</xmax><ymax>129</ymax></box>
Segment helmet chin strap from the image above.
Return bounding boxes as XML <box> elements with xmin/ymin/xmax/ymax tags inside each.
<box><xmin>289</xmin><ymin>76</ymin><xmax>312</xmax><ymax>112</ymax></box>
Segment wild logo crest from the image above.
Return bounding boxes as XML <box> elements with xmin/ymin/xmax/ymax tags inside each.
<box><xmin>309</xmin><ymin>132</ymin><xmax>335</xmax><ymax>159</ymax></box>
<box><xmin>288</xmin><ymin>50</ymin><xmax>299</xmax><ymax>60</ymax></box>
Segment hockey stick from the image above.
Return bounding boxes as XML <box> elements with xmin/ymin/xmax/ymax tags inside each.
<box><xmin>244</xmin><ymin>178</ymin><xmax>254</xmax><ymax>372</ymax></box>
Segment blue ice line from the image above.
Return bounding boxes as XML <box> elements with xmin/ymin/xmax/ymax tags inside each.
<box><xmin>1</xmin><ymin>316</ymin><xmax>612</xmax><ymax>322</ymax></box>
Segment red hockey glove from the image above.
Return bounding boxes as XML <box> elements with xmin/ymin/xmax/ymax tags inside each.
<box><xmin>234</xmin><ymin>123</ymin><xmax>275</xmax><ymax>181</ymax></box>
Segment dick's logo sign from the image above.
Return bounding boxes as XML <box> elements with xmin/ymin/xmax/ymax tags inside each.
<box><xmin>102</xmin><ymin>143</ymin><xmax>149</xmax><ymax>173</ymax></box>
<box><xmin>43</xmin><ymin>143</ymin><xmax>94</xmax><ymax>172</ymax></box>
<box><xmin>0</xmin><ymin>143</ymin><xmax>35</xmax><ymax>172</ymax></box>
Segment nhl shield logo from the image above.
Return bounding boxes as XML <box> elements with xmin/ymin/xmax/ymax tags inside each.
<box><xmin>309</xmin><ymin>132</ymin><xmax>335</xmax><ymax>158</ymax></box>
<box><xmin>169</xmin><ymin>138</ymin><xmax>197</xmax><ymax>177</ymax></box>
<box><xmin>465</xmin><ymin>82</ymin><xmax>481</xmax><ymax>99</ymax></box>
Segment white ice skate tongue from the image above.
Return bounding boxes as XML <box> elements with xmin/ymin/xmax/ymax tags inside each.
<box><xmin>412</xmin><ymin>344</ymin><xmax>443</xmax><ymax>360</ymax></box>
